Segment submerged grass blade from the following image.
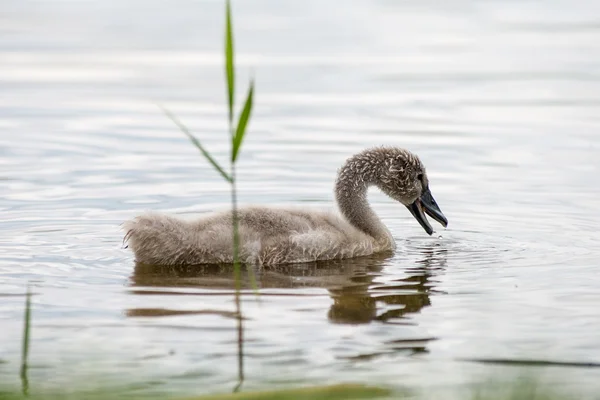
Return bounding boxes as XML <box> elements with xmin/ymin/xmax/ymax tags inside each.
<box><xmin>225</xmin><ymin>0</ymin><xmax>235</xmax><ymax>125</ymax></box>
<box><xmin>20</xmin><ymin>286</ymin><xmax>31</xmax><ymax>396</ymax></box>
<box><xmin>160</xmin><ymin>105</ymin><xmax>232</xmax><ymax>183</ymax></box>
<box><xmin>231</xmin><ymin>80</ymin><xmax>254</xmax><ymax>162</ymax></box>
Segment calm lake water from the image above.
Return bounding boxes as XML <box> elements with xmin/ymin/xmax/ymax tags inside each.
<box><xmin>1</xmin><ymin>0</ymin><xmax>600</xmax><ymax>398</ymax></box>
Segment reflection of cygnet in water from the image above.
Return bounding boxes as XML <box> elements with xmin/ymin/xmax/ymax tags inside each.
<box><xmin>128</xmin><ymin>246</ymin><xmax>448</xmax><ymax>327</ymax></box>
<box><xmin>327</xmin><ymin>278</ymin><xmax>431</xmax><ymax>325</ymax></box>
<box><xmin>123</xmin><ymin>147</ymin><xmax>448</xmax><ymax>267</ymax></box>
<box><xmin>327</xmin><ymin>245</ymin><xmax>448</xmax><ymax>325</ymax></box>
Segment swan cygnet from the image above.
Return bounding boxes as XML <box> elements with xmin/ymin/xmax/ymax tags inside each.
<box><xmin>123</xmin><ymin>146</ymin><xmax>448</xmax><ymax>267</ymax></box>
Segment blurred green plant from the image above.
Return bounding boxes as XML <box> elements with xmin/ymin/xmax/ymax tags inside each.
<box><xmin>0</xmin><ymin>376</ymin><xmax>579</xmax><ymax>400</ymax></box>
<box><xmin>19</xmin><ymin>286</ymin><xmax>31</xmax><ymax>397</ymax></box>
<box><xmin>160</xmin><ymin>0</ymin><xmax>254</xmax><ymax>390</ymax></box>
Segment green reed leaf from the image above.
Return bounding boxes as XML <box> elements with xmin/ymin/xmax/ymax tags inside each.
<box><xmin>231</xmin><ymin>80</ymin><xmax>254</xmax><ymax>162</ymax></box>
<box><xmin>160</xmin><ymin>105</ymin><xmax>232</xmax><ymax>183</ymax></box>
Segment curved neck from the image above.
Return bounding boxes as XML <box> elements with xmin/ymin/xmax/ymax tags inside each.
<box><xmin>334</xmin><ymin>154</ymin><xmax>390</xmax><ymax>241</ymax></box>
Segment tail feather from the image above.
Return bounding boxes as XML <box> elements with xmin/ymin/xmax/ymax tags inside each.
<box><xmin>122</xmin><ymin>212</ymin><xmax>193</xmax><ymax>265</ymax></box>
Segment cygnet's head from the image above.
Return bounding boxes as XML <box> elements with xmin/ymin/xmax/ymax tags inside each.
<box><xmin>341</xmin><ymin>146</ymin><xmax>448</xmax><ymax>235</ymax></box>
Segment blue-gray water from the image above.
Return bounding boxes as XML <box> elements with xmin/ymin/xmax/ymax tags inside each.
<box><xmin>1</xmin><ymin>0</ymin><xmax>600</xmax><ymax>398</ymax></box>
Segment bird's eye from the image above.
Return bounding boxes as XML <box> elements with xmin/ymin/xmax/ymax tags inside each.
<box><xmin>417</xmin><ymin>173</ymin><xmax>423</xmax><ymax>181</ymax></box>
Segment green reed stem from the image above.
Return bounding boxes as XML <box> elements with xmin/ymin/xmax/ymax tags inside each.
<box><xmin>229</xmin><ymin>123</ymin><xmax>244</xmax><ymax>392</ymax></box>
<box><xmin>162</xmin><ymin>0</ymin><xmax>254</xmax><ymax>391</ymax></box>
<box><xmin>225</xmin><ymin>0</ymin><xmax>244</xmax><ymax>391</ymax></box>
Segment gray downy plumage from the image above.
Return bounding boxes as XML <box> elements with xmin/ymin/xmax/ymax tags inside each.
<box><xmin>122</xmin><ymin>146</ymin><xmax>448</xmax><ymax>267</ymax></box>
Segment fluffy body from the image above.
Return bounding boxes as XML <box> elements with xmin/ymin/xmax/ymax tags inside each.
<box><xmin>123</xmin><ymin>146</ymin><xmax>430</xmax><ymax>267</ymax></box>
<box><xmin>123</xmin><ymin>206</ymin><xmax>394</xmax><ymax>266</ymax></box>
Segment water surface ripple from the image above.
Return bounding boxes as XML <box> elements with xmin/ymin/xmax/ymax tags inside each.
<box><xmin>1</xmin><ymin>0</ymin><xmax>600</xmax><ymax>397</ymax></box>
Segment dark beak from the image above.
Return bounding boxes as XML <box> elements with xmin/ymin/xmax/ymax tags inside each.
<box><xmin>406</xmin><ymin>188</ymin><xmax>448</xmax><ymax>235</ymax></box>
